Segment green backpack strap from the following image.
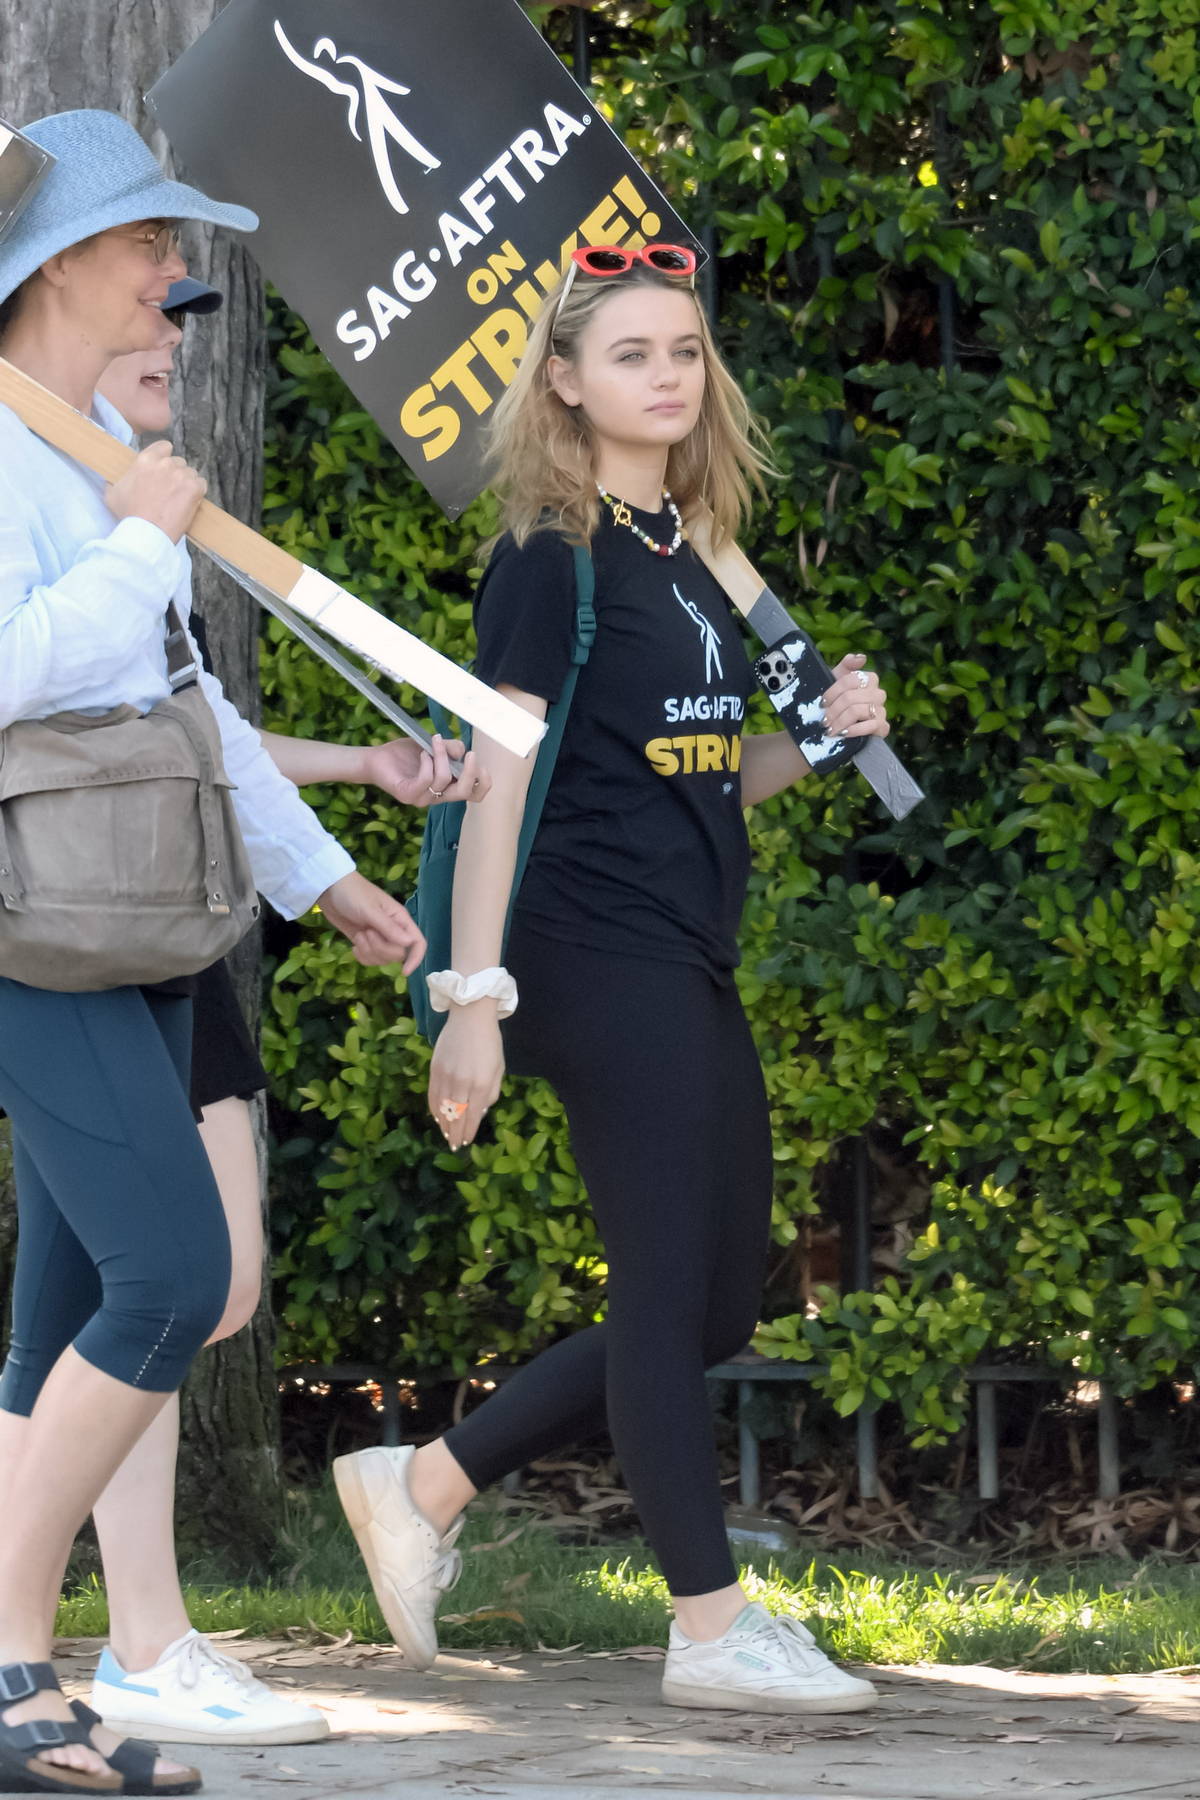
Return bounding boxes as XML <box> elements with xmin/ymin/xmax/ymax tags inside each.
<box><xmin>502</xmin><ymin>542</ymin><xmax>595</xmax><ymax>945</ymax></box>
<box><xmin>428</xmin><ymin>697</ymin><xmax>455</xmax><ymax>740</ymax></box>
<box><xmin>407</xmin><ymin>543</ymin><xmax>596</xmax><ymax>1044</ymax></box>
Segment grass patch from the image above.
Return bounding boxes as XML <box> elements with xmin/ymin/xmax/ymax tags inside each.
<box><xmin>57</xmin><ymin>1481</ymin><xmax>1200</xmax><ymax>1675</ymax></box>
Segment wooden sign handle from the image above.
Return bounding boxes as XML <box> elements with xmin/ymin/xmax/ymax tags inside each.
<box><xmin>0</xmin><ymin>355</ymin><xmax>549</xmax><ymax>758</ymax></box>
<box><xmin>0</xmin><ymin>357</ymin><xmax>300</xmax><ymax>594</ymax></box>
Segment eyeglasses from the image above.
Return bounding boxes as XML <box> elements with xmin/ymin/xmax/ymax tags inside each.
<box><xmin>116</xmin><ymin>223</ymin><xmax>183</xmax><ymax>265</ymax></box>
<box><xmin>163</xmin><ymin>304</ymin><xmax>187</xmax><ymax>331</ymax></box>
<box><xmin>553</xmin><ymin>243</ymin><xmax>698</xmax><ymax>335</ymax></box>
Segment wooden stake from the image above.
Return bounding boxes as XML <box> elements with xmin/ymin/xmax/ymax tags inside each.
<box><xmin>0</xmin><ymin>358</ymin><xmax>545</xmax><ymax>758</ymax></box>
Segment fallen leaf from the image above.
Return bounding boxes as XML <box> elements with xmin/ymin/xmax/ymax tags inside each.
<box><xmin>440</xmin><ymin>1607</ymin><xmax>525</xmax><ymax>1627</ymax></box>
<box><xmin>468</xmin><ymin>1525</ymin><xmax>526</xmax><ymax>1553</ymax></box>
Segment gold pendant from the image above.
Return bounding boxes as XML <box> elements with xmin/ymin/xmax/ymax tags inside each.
<box><xmin>611</xmin><ymin>498</ymin><xmax>633</xmax><ymax>527</ymax></box>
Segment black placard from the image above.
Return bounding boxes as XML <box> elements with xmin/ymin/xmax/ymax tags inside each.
<box><xmin>148</xmin><ymin>0</ymin><xmax>701</xmax><ymax>518</ymax></box>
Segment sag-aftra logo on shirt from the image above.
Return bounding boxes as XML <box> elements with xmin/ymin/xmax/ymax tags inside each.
<box><xmin>643</xmin><ymin>583</ymin><xmax>746</xmax><ymax>778</ymax></box>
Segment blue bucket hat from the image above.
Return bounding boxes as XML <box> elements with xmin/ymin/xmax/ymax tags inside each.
<box><xmin>0</xmin><ymin>109</ymin><xmax>257</xmax><ymax>303</ymax></box>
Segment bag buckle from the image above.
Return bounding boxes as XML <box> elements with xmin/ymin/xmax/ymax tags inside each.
<box><xmin>165</xmin><ymin>623</ymin><xmax>199</xmax><ymax>691</ymax></box>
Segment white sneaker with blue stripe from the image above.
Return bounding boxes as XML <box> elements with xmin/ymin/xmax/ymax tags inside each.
<box><xmin>662</xmin><ymin>1602</ymin><xmax>878</xmax><ymax>1714</ymax></box>
<box><xmin>91</xmin><ymin>1629</ymin><xmax>331</xmax><ymax>1746</ymax></box>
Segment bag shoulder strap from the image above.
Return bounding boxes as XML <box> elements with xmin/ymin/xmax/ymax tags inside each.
<box><xmin>506</xmin><ymin>542</ymin><xmax>594</xmax><ymax>927</ymax></box>
<box><xmin>529</xmin><ymin>541</ymin><xmax>596</xmax><ymax>771</ymax></box>
<box><xmin>164</xmin><ymin>602</ymin><xmax>199</xmax><ymax>692</ymax></box>
<box><xmin>421</xmin><ymin>543</ymin><xmax>594</xmax><ymax>951</ymax></box>
<box><xmin>428</xmin><ymin>541</ymin><xmax>595</xmax><ymax>741</ymax></box>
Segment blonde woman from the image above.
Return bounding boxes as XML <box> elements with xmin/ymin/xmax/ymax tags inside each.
<box><xmin>334</xmin><ymin>246</ymin><xmax>891</xmax><ymax>1716</ymax></box>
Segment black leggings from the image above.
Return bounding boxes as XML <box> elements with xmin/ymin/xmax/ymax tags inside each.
<box><xmin>444</xmin><ymin>920</ymin><xmax>773</xmax><ymax>1596</ymax></box>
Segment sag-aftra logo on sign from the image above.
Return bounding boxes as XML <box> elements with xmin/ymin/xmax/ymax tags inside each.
<box><xmin>150</xmin><ymin>0</ymin><xmax>700</xmax><ymax>517</ymax></box>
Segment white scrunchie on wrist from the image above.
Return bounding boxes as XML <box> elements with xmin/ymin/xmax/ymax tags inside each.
<box><xmin>426</xmin><ymin>966</ymin><xmax>518</xmax><ymax>1018</ymax></box>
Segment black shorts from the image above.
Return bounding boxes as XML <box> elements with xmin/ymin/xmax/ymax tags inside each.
<box><xmin>190</xmin><ymin>957</ymin><xmax>267</xmax><ymax>1115</ymax></box>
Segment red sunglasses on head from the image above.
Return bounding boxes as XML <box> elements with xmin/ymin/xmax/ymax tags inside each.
<box><xmin>570</xmin><ymin>243</ymin><xmax>698</xmax><ymax>278</ymax></box>
<box><xmin>554</xmin><ymin>242</ymin><xmax>698</xmax><ymax>333</ymax></box>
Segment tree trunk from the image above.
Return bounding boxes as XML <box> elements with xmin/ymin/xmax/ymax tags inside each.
<box><xmin>0</xmin><ymin>4</ymin><xmax>282</xmax><ymax>1568</ymax></box>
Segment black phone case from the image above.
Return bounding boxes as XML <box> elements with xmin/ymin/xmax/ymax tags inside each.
<box><xmin>753</xmin><ymin>629</ymin><xmax>864</xmax><ymax>773</ymax></box>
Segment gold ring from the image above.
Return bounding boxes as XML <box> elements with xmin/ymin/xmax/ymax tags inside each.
<box><xmin>428</xmin><ymin>786</ymin><xmax>445</xmax><ymax>799</ymax></box>
<box><xmin>869</xmin><ymin>703</ymin><xmax>877</xmax><ymax>718</ymax></box>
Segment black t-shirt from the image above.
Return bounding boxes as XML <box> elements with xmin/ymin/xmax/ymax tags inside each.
<box><xmin>474</xmin><ymin>502</ymin><xmax>756</xmax><ymax>975</ymax></box>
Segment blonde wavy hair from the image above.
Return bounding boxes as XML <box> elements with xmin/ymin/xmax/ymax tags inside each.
<box><xmin>486</xmin><ymin>261</ymin><xmax>774</xmax><ymax>550</ymax></box>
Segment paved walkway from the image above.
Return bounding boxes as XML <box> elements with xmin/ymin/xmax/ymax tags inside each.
<box><xmin>51</xmin><ymin>1635</ymin><xmax>1200</xmax><ymax>1800</ymax></box>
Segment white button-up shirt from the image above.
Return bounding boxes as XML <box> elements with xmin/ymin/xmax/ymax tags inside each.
<box><xmin>0</xmin><ymin>395</ymin><xmax>354</xmax><ymax>919</ymax></box>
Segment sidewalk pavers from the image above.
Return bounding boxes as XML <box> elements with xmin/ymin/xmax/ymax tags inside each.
<box><xmin>52</xmin><ymin>1635</ymin><xmax>1200</xmax><ymax>1800</ymax></box>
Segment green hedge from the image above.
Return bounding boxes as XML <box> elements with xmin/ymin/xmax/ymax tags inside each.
<box><xmin>261</xmin><ymin>0</ymin><xmax>1200</xmax><ymax>1444</ymax></box>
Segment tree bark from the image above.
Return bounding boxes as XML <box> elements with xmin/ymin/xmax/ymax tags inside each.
<box><xmin>0</xmin><ymin>4</ymin><xmax>282</xmax><ymax>1567</ymax></box>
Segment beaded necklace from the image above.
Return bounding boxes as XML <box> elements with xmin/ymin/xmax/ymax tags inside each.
<box><xmin>598</xmin><ymin>485</ymin><xmax>685</xmax><ymax>558</ymax></box>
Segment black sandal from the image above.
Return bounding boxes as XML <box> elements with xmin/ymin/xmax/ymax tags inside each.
<box><xmin>68</xmin><ymin>1705</ymin><xmax>200</xmax><ymax>1798</ymax></box>
<box><xmin>0</xmin><ymin>1661</ymin><xmax>120</xmax><ymax>1793</ymax></box>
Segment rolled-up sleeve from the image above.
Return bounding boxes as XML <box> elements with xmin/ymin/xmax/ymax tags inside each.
<box><xmin>197</xmin><ymin>663</ymin><xmax>355</xmax><ymax>920</ymax></box>
<box><xmin>0</xmin><ymin>489</ymin><xmax>180</xmax><ymax>727</ymax></box>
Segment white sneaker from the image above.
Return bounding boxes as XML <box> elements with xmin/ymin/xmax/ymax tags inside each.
<box><xmin>662</xmin><ymin>1601</ymin><xmax>878</xmax><ymax>1714</ymax></box>
<box><xmin>91</xmin><ymin>1629</ymin><xmax>331</xmax><ymax>1746</ymax></box>
<box><xmin>333</xmin><ymin>1443</ymin><xmax>463</xmax><ymax>1669</ymax></box>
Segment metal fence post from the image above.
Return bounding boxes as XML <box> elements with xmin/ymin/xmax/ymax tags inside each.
<box><xmin>1097</xmin><ymin>1386</ymin><xmax>1121</xmax><ymax>1500</ymax></box>
<box><xmin>571</xmin><ymin>4</ymin><xmax>592</xmax><ymax>91</ymax></box>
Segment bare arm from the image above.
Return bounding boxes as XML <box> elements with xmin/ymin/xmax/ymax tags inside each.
<box><xmin>259</xmin><ymin>729</ymin><xmax>489</xmax><ymax>808</ymax></box>
<box><xmin>259</xmin><ymin>731</ymin><xmax>370</xmax><ymax>787</ymax></box>
<box><xmin>427</xmin><ymin>683</ymin><xmax>548</xmax><ymax>1150</ymax></box>
<box><xmin>740</xmin><ymin>732</ymin><xmax>812</xmax><ymax>806</ymax></box>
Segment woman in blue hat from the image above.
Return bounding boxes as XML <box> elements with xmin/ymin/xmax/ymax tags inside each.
<box><xmin>0</xmin><ymin>109</ymin><xmax>425</xmax><ymax>1795</ymax></box>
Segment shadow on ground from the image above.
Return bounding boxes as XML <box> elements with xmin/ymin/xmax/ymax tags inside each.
<box><xmin>52</xmin><ymin>1634</ymin><xmax>1200</xmax><ymax>1800</ymax></box>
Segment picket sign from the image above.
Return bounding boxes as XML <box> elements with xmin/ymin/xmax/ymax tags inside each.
<box><xmin>0</xmin><ymin>123</ymin><xmax>55</xmax><ymax>246</ymax></box>
<box><xmin>0</xmin><ymin>357</ymin><xmax>545</xmax><ymax>759</ymax></box>
<box><xmin>686</xmin><ymin>507</ymin><xmax>925</xmax><ymax>822</ymax></box>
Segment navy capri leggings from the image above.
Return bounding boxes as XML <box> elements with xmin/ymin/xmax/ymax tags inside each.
<box><xmin>0</xmin><ymin>979</ymin><xmax>231</xmax><ymax>1416</ymax></box>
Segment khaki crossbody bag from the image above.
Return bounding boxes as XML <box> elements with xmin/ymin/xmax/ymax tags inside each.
<box><xmin>0</xmin><ymin>604</ymin><xmax>259</xmax><ymax>991</ymax></box>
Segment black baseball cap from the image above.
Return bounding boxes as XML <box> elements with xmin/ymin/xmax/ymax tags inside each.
<box><xmin>164</xmin><ymin>277</ymin><xmax>223</xmax><ymax>318</ymax></box>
